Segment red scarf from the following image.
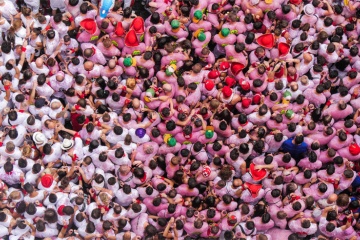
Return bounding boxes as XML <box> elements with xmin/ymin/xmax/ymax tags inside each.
<box><xmin>140</xmin><ymin>173</ymin><xmax>147</xmax><ymax>183</ymax></box>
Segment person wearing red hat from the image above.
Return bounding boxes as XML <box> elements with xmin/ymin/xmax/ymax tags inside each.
<box><xmin>218</xmin><ymin>86</ymin><xmax>241</xmax><ymax>106</ymax></box>
<box><xmin>77</xmin><ymin>18</ymin><xmax>101</xmax><ymax>43</ymax></box>
<box><xmin>202</xmin><ymin>79</ymin><xmax>218</xmax><ymax>98</ymax></box>
<box><xmin>235</xmin><ymin>98</ymin><xmax>257</xmax><ymax>115</ymax></box>
<box><xmin>109</xmin><ymin>21</ymin><xmax>125</xmax><ymax>49</ymax></box>
<box><xmin>122</xmin><ymin>29</ymin><xmax>146</xmax><ymax>57</ymax></box>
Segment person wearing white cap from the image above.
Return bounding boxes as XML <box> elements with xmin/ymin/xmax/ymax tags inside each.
<box><xmin>0</xmin><ymin>0</ymin><xmax>17</xmax><ymax>22</ymax></box>
<box><xmin>301</xmin><ymin>4</ymin><xmax>318</xmax><ymax>26</ymax></box>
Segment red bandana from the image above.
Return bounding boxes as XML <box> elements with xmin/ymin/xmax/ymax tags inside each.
<box><xmin>140</xmin><ymin>173</ymin><xmax>147</xmax><ymax>183</ymax></box>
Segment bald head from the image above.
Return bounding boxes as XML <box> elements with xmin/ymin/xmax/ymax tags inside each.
<box><xmin>328</xmin><ymin>194</ymin><xmax>338</xmax><ymax>203</ymax></box>
<box><xmin>303</xmin><ymin>53</ymin><xmax>312</xmax><ymax>62</ymax></box>
<box><xmin>51</xmin><ymin>101</ymin><xmax>61</xmax><ymax>110</ymax></box>
<box><xmin>84</xmin><ymin>61</ymin><xmax>94</xmax><ymax>71</ymax></box>
<box><xmin>132</xmin><ymin>98</ymin><xmax>140</xmax><ymax>109</ymax></box>
<box><xmin>35</xmin><ymin>58</ymin><xmax>44</xmax><ymax>68</ymax></box>
<box><xmin>84</xmin><ymin>48</ymin><xmax>94</xmax><ymax>58</ymax></box>
<box><xmin>163</xmin><ymin>84</ymin><xmax>172</xmax><ymax>93</ymax></box>
<box><xmin>56</xmin><ymin>73</ymin><xmax>64</xmax><ymax>82</ymax></box>
<box><xmin>108</xmin><ymin>59</ymin><xmax>116</xmax><ymax>69</ymax></box>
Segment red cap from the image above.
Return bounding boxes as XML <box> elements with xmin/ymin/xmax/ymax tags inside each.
<box><xmin>253</xmin><ymin>94</ymin><xmax>261</xmax><ymax>104</ymax></box>
<box><xmin>244</xmin><ymin>182</ymin><xmax>263</xmax><ymax>198</ymax></box>
<box><xmin>349</xmin><ymin>143</ymin><xmax>360</xmax><ymax>155</ymax></box>
<box><xmin>114</xmin><ymin>22</ymin><xmax>124</xmax><ymax>36</ymax></box>
<box><xmin>57</xmin><ymin>205</ymin><xmax>65</xmax><ymax>216</ymax></box>
<box><xmin>225</xmin><ymin>77</ymin><xmax>236</xmax><ymax>87</ymax></box>
<box><xmin>124</xmin><ymin>29</ymin><xmax>140</xmax><ymax>47</ymax></box>
<box><xmin>242</xmin><ymin>98</ymin><xmax>252</xmax><ymax>108</ymax></box>
<box><xmin>239</xmin><ymin>80</ymin><xmax>250</xmax><ymax>91</ymax></box>
<box><xmin>222</xmin><ymin>86</ymin><xmax>232</xmax><ymax>98</ymax></box>
<box><xmin>230</xmin><ymin>62</ymin><xmax>245</xmax><ymax>76</ymax></box>
<box><xmin>278</xmin><ymin>42</ymin><xmax>290</xmax><ymax>57</ymax></box>
<box><xmin>80</xmin><ymin>19</ymin><xmax>97</xmax><ymax>35</ymax></box>
<box><xmin>257</xmin><ymin>33</ymin><xmax>275</xmax><ymax>49</ymax></box>
<box><xmin>130</xmin><ymin>17</ymin><xmax>144</xmax><ymax>34</ymax></box>
<box><xmin>204</xmin><ymin>79</ymin><xmax>215</xmax><ymax>91</ymax></box>
<box><xmin>249</xmin><ymin>163</ymin><xmax>267</xmax><ymax>181</ymax></box>
<box><xmin>219</xmin><ymin>61</ymin><xmax>230</xmax><ymax>71</ymax></box>
<box><xmin>208</xmin><ymin>70</ymin><xmax>220</xmax><ymax>79</ymax></box>
<box><xmin>289</xmin><ymin>0</ymin><xmax>302</xmax><ymax>5</ymax></box>
<box><xmin>41</xmin><ymin>174</ymin><xmax>54</xmax><ymax>188</ymax></box>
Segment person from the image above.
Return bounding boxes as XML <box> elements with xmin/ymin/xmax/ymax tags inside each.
<box><xmin>0</xmin><ymin>0</ymin><xmax>359</xmax><ymax>239</ymax></box>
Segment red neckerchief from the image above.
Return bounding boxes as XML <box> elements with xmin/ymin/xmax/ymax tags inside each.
<box><xmin>5</xmin><ymin>171</ymin><xmax>12</xmax><ymax>175</ymax></box>
<box><xmin>290</xmin><ymin>195</ymin><xmax>300</xmax><ymax>202</ymax></box>
<box><xmin>149</xmin><ymin>118</ymin><xmax>155</xmax><ymax>123</ymax></box>
<box><xmin>183</xmin><ymin>133</ymin><xmax>192</xmax><ymax>139</ymax></box>
<box><xmin>98</xmin><ymin>205</ymin><xmax>109</xmax><ymax>212</ymax></box>
<box><xmin>240</xmin><ymin>121</ymin><xmax>248</xmax><ymax>126</ymax></box>
<box><xmin>140</xmin><ymin>173</ymin><xmax>147</xmax><ymax>182</ymax></box>
<box><xmin>91</xmin><ymin>47</ymin><xmax>96</xmax><ymax>56</ymax></box>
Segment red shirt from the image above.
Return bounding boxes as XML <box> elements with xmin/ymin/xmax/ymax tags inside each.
<box><xmin>70</xmin><ymin>112</ymin><xmax>85</xmax><ymax>132</ymax></box>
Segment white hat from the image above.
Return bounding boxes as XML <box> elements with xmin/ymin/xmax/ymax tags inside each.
<box><xmin>61</xmin><ymin>139</ymin><xmax>74</xmax><ymax>150</ymax></box>
<box><xmin>33</xmin><ymin>132</ymin><xmax>47</xmax><ymax>145</ymax></box>
<box><xmin>304</xmin><ymin>4</ymin><xmax>315</xmax><ymax>16</ymax></box>
<box><xmin>250</xmin><ymin>0</ymin><xmax>259</xmax><ymax>5</ymax></box>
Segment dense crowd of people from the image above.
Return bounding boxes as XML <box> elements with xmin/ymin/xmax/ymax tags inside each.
<box><xmin>0</xmin><ymin>0</ymin><xmax>360</xmax><ymax>239</ymax></box>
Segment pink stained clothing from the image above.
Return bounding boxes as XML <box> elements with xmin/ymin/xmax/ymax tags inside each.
<box><xmin>333</xmin><ymin>120</ymin><xmax>357</xmax><ymax>133</ymax></box>
<box><xmin>297</xmin><ymin>158</ymin><xmax>322</xmax><ymax>171</ymax></box>
<box><xmin>265</xmin><ymin>120</ymin><xmax>287</xmax><ymax>132</ymax></box>
<box><xmin>266</xmin><ymin>228</ymin><xmax>293</xmax><ymax>240</ymax></box>
<box><xmin>135</xmin><ymin>144</ymin><xmax>158</xmax><ymax>163</ymax></box>
<box><xmin>337</xmin><ymin>172</ymin><xmax>356</xmax><ymax>192</ymax></box>
<box><xmin>235</xmin><ymin>103</ymin><xmax>258</xmax><ymax>115</ymax></box>
<box><xmin>216</xmin><ymin>201</ymin><xmax>238</xmax><ymax>212</ymax></box>
<box><xmin>176</xmin><ymin>184</ymin><xmax>199</xmax><ymax>197</ymax></box>
<box><xmin>212</xmin><ymin>120</ymin><xmax>233</xmax><ymax>138</ymax></box>
<box><xmin>303</xmin><ymin>182</ymin><xmax>334</xmax><ymax>201</ymax></box>
<box><xmin>175</xmin><ymin>131</ymin><xmax>202</xmax><ymax>145</ymax></box>
<box><xmin>188</xmin><ymin>21</ymin><xmax>212</xmax><ymax>32</ymax></box>
<box><xmin>289</xmin><ymin>219</ymin><xmax>318</xmax><ymax>236</ymax></box>
<box><xmin>80</xmin><ymin>43</ymin><xmax>107</xmax><ymax>65</ymax></box>
<box><xmin>102</xmin><ymin>65</ymin><xmax>123</xmax><ymax>78</ymax></box>
<box><xmin>322</xmin><ymin>103</ymin><xmax>354</xmax><ymax>121</ymax></box>
<box><xmin>268</xmin><ymin>206</ymin><xmax>287</xmax><ymax>229</ymax></box>
<box><xmin>327</xmin><ymin>135</ymin><xmax>353</xmax><ymax>150</ymax></box>
<box><xmin>253</xmin><ymin>216</ymin><xmax>275</xmax><ymax>232</ymax></box>
<box><xmin>158</xmin><ymin>142</ymin><xmax>182</xmax><ymax>155</ymax></box>
<box><xmin>109</xmin><ymin>33</ymin><xmax>125</xmax><ymax>50</ymax></box>
<box><xmin>183</xmin><ymin>221</ymin><xmax>209</xmax><ymax>236</ymax></box>
<box><xmin>96</xmin><ymin>42</ymin><xmax>121</xmax><ymax>58</ymax></box>
<box><xmin>240</xmin><ymin>188</ymin><xmax>265</xmax><ymax>204</ymax></box>
<box><xmin>121</xmin><ymin>43</ymin><xmax>146</xmax><ymax>57</ymax></box>
<box><xmin>206</xmin><ymin>144</ymin><xmax>229</xmax><ymax>157</ymax></box>
<box><xmin>164</xmin><ymin>22</ymin><xmax>189</xmax><ymax>40</ymax></box>
<box><xmin>283</xmin><ymin>200</ymin><xmax>306</xmax><ymax>218</ymax></box>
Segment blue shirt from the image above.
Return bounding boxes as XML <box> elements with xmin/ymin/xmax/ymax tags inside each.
<box><xmin>281</xmin><ymin>138</ymin><xmax>308</xmax><ymax>160</ymax></box>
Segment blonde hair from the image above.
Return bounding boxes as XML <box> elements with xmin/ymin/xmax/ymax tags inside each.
<box><xmin>22</xmin><ymin>145</ymin><xmax>32</xmax><ymax>158</ymax></box>
<box><xmin>126</xmin><ymin>78</ymin><xmax>136</xmax><ymax>89</ymax></box>
<box><xmin>99</xmin><ymin>192</ymin><xmax>110</xmax><ymax>205</ymax></box>
<box><xmin>12</xmin><ymin>19</ymin><xmax>23</xmax><ymax>31</ymax></box>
